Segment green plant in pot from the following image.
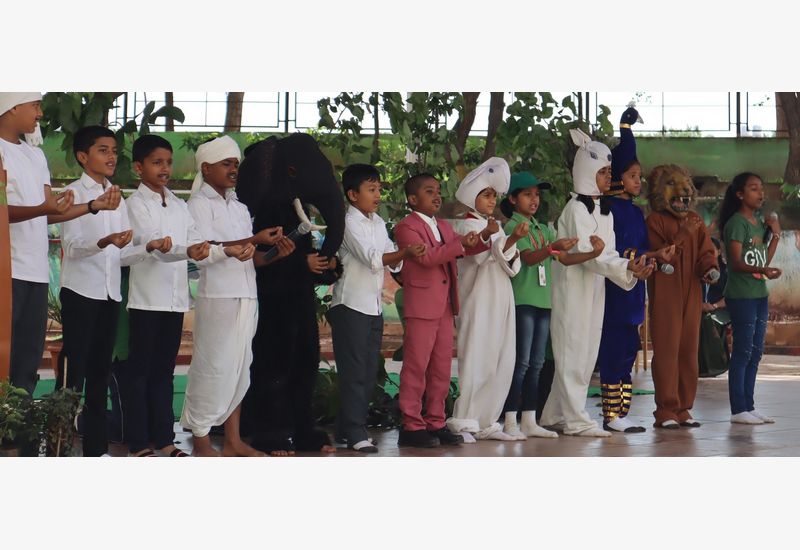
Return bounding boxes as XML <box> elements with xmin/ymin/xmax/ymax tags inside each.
<box><xmin>0</xmin><ymin>381</ymin><xmax>43</xmax><ymax>457</ymax></box>
<box><xmin>38</xmin><ymin>388</ymin><xmax>82</xmax><ymax>457</ymax></box>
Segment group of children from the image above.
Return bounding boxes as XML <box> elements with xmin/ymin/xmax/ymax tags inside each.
<box><xmin>0</xmin><ymin>92</ymin><xmax>784</xmax><ymax>456</ymax></box>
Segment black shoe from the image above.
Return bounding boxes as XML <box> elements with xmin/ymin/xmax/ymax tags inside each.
<box><xmin>428</xmin><ymin>427</ymin><xmax>463</xmax><ymax>446</ymax></box>
<box><xmin>398</xmin><ymin>429</ymin><xmax>440</xmax><ymax>448</ymax></box>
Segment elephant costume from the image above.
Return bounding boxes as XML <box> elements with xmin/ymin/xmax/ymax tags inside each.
<box><xmin>237</xmin><ymin>133</ymin><xmax>345</xmax><ymax>452</ymax></box>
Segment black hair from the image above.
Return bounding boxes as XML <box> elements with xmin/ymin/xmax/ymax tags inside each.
<box><xmin>404</xmin><ymin>172</ymin><xmax>437</xmax><ymax>198</ymax></box>
<box><xmin>499</xmin><ymin>188</ymin><xmax>525</xmax><ymax>219</ymax></box>
<box><xmin>718</xmin><ymin>172</ymin><xmax>762</xmax><ymax>235</ymax></box>
<box><xmin>342</xmin><ymin>164</ymin><xmax>380</xmax><ymax>200</ymax></box>
<box><xmin>132</xmin><ymin>134</ymin><xmax>173</xmax><ymax>163</ymax></box>
<box><xmin>73</xmin><ymin>125</ymin><xmax>115</xmax><ymax>165</ymax></box>
<box><xmin>621</xmin><ymin>158</ymin><xmax>641</xmax><ymax>175</ymax></box>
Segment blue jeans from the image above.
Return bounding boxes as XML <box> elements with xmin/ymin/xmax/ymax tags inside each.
<box><xmin>504</xmin><ymin>305</ymin><xmax>551</xmax><ymax>413</ymax></box>
<box><xmin>726</xmin><ymin>297</ymin><xmax>768</xmax><ymax>415</ymax></box>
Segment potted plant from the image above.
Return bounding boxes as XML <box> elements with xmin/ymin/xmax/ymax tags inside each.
<box><xmin>0</xmin><ymin>380</ymin><xmax>43</xmax><ymax>457</ymax></box>
<box><xmin>38</xmin><ymin>388</ymin><xmax>82</xmax><ymax>457</ymax></box>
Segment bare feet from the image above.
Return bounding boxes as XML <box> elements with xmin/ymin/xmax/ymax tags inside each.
<box><xmin>192</xmin><ymin>435</ymin><xmax>221</xmax><ymax>457</ymax></box>
<box><xmin>270</xmin><ymin>449</ymin><xmax>295</xmax><ymax>457</ymax></box>
<box><xmin>222</xmin><ymin>440</ymin><xmax>267</xmax><ymax>457</ymax></box>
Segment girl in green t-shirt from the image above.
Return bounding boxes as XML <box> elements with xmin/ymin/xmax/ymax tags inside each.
<box><xmin>718</xmin><ymin>172</ymin><xmax>782</xmax><ymax>425</ymax></box>
<box><xmin>498</xmin><ymin>172</ymin><xmax>577</xmax><ymax>439</ymax></box>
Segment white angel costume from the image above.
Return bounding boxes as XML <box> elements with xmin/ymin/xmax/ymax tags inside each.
<box><xmin>539</xmin><ymin>130</ymin><xmax>636</xmax><ymax>437</ymax></box>
<box><xmin>446</xmin><ymin>158</ymin><xmax>521</xmax><ymax>440</ymax></box>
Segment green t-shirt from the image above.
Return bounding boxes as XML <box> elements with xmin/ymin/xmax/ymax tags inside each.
<box><xmin>723</xmin><ymin>213</ymin><xmax>769</xmax><ymax>299</ymax></box>
<box><xmin>505</xmin><ymin>212</ymin><xmax>555</xmax><ymax>309</ymax></box>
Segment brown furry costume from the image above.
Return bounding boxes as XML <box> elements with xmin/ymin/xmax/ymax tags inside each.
<box><xmin>646</xmin><ymin>165</ymin><xmax>718</xmax><ymax>425</ymax></box>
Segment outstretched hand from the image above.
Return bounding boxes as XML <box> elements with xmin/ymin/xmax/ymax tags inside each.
<box><xmin>628</xmin><ymin>254</ymin><xmax>654</xmax><ymax>280</ymax></box>
<box><xmin>147</xmin><ymin>236</ymin><xmax>173</xmax><ymax>254</ymax></box>
<box><xmin>44</xmin><ymin>189</ymin><xmax>74</xmax><ymax>215</ymax></box>
<box><xmin>225</xmin><ymin>243</ymin><xmax>256</xmax><ymax>262</ymax></box>
<box><xmin>98</xmin><ymin>230</ymin><xmax>132</xmax><ymax>249</ymax></box>
<box><xmin>253</xmin><ymin>226</ymin><xmax>284</xmax><ymax>246</ymax></box>
<box><xmin>460</xmin><ymin>231</ymin><xmax>479</xmax><ymax>248</ymax></box>
<box><xmin>651</xmin><ymin>244</ymin><xmax>676</xmax><ymax>264</ymax></box>
<box><xmin>93</xmin><ymin>185</ymin><xmax>122</xmax><ymax>212</ymax></box>
<box><xmin>589</xmin><ymin>235</ymin><xmax>605</xmax><ymax>257</ymax></box>
<box><xmin>187</xmin><ymin>241</ymin><xmax>211</xmax><ymax>261</ymax></box>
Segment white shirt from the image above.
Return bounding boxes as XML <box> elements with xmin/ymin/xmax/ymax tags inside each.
<box><xmin>414</xmin><ymin>210</ymin><xmax>441</xmax><ymax>242</ymax></box>
<box><xmin>186</xmin><ymin>183</ymin><xmax>257</xmax><ymax>299</ymax></box>
<box><xmin>1</xmin><ymin>137</ymin><xmax>50</xmax><ymax>283</ymax></box>
<box><xmin>60</xmin><ymin>173</ymin><xmax>149</xmax><ymax>302</ymax></box>
<box><xmin>331</xmin><ymin>205</ymin><xmax>399</xmax><ymax>316</ymax></box>
<box><xmin>125</xmin><ymin>183</ymin><xmax>205</xmax><ymax>312</ymax></box>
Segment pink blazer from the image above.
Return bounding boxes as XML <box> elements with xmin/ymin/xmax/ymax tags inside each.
<box><xmin>394</xmin><ymin>212</ymin><xmax>488</xmax><ymax>319</ymax></box>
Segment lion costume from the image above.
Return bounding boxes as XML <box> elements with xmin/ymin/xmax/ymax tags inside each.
<box><xmin>646</xmin><ymin>165</ymin><xmax>718</xmax><ymax>428</ymax></box>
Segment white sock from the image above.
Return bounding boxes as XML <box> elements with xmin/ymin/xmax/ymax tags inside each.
<box><xmin>749</xmin><ymin>410</ymin><xmax>775</xmax><ymax>423</ymax></box>
<box><xmin>731</xmin><ymin>412</ymin><xmax>763</xmax><ymax>424</ymax></box>
<box><xmin>485</xmin><ymin>430</ymin><xmax>518</xmax><ymax>441</ymax></box>
<box><xmin>459</xmin><ymin>431</ymin><xmax>477</xmax><ymax>444</ymax></box>
<box><xmin>575</xmin><ymin>426</ymin><xmax>612</xmax><ymax>438</ymax></box>
<box><xmin>520</xmin><ymin>410</ymin><xmax>558</xmax><ymax>438</ymax></box>
<box><xmin>504</xmin><ymin>412</ymin><xmax>527</xmax><ymax>440</ymax></box>
<box><xmin>605</xmin><ymin>416</ymin><xmax>637</xmax><ymax>432</ymax></box>
<box><xmin>351</xmin><ymin>440</ymin><xmax>375</xmax><ymax>451</ymax></box>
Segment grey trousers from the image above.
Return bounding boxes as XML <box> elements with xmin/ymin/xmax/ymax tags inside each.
<box><xmin>10</xmin><ymin>279</ymin><xmax>48</xmax><ymax>395</ymax></box>
<box><xmin>328</xmin><ymin>304</ymin><xmax>383</xmax><ymax>444</ymax></box>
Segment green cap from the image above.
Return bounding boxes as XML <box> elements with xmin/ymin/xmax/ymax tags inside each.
<box><xmin>509</xmin><ymin>172</ymin><xmax>552</xmax><ymax>194</ymax></box>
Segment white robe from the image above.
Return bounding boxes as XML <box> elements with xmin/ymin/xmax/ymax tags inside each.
<box><xmin>540</xmin><ymin>196</ymin><xmax>636</xmax><ymax>435</ymax></box>
<box><xmin>447</xmin><ymin>216</ymin><xmax>521</xmax><ymax>438</ymax></box>
<box><xmin>180</xmin><ymin>297</ymin><xmax>258</xmax><ymax>437</ymax></box>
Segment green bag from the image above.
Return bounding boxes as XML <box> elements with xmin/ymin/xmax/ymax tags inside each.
<box><xmin>698</xmin><ymin>311</ymin><xmax>730</xmax><ymax>378</ymax></box>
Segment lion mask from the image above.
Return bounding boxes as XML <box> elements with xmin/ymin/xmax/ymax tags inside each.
<box><xmin>647</xmin><ymin>164</ymin><xmax>696</xmax><ymax>219</ymax></box>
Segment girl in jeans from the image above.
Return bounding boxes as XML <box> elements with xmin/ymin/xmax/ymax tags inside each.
<box><xmin>500</xmin><ymin>172</ymin><xmax>577</xmax><ymax>439</ymax></box>
<box><xmin>719</xmin><ymin>172</ymin><xmax>782</xmax><ymax>424</ymax></box>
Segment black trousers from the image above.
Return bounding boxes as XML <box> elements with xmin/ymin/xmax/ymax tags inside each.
<box><xmin>328</xmin><ymin>305</ymin><xmax>383</xmax><ymax>444</ymax></box>
<box><xmin>10</xmin><ymin>279</ymin><xmax>48</xmax><ymax>395</ymax></box>
<box><xmin>58</xmin><ymin>288</ymin><xmax>120</xmax><ymax>456</ymax></box>
<box><xmin>122</xmin><ymin>309</ymin><xmax>183</xmax><ymax>453</ymax></box>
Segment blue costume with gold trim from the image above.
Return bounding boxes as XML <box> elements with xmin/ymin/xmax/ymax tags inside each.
<box><xmin>596</xmin><ymin>104</ymin><xmax>649</xmax><ymax>431</ymax></box>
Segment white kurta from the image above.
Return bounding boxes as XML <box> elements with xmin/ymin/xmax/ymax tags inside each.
<box><xmin>447</xmin><ymin>216</ymin><xmax>521</xmax><ymax>438</ymax></box>
<box><xmin>540</xmin><ymin>196</ymin><xmax>636</xmax><ymax>435</ymax></box>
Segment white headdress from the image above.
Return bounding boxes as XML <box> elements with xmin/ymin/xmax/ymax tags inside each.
<box><xmin>0</xmin><ymin>92</ymin><xmax>44</xmax><ymax>146</ymax></box>
<box><xmin>190</xmin><ymin>135</ymin><xmax>242</xmax><ymax>196</ymax></box>
<box><xmin>455</xmin><ymin>157</ymin><xmax>510</xmax><ymax>210</ymax></box>
<box><xmin>569</xmin><ymin>128</ymin><xmax>612</xmax><ymax>196</ymax></box>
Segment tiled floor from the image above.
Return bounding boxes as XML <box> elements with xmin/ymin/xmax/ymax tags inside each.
<box><xmin>89</xmin><ymin>354</ymin><xmax>800</xmax><ymax>458</ymax></box>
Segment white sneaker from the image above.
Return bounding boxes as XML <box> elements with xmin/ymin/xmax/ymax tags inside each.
<box><xmin>749</xmin><ymin>410</ymin><xmax>775</xmax><ymax>423</ymax></box>
<box><xmin>731</xmin><ymin>412</ymin><xmax>764</xmax><ymax>424</ymax></box>
<box><xmin>458</xmin><ymin>431</ymin><xmax>477</xmax><ymax>444</ymax></box>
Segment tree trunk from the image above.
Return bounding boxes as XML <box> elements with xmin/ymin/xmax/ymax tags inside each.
<box><xmin>224</xmin><ymin>92</ymin><xmax>245</xmax><ymax>132</ymax></box>
<box><xmin>164</xmin><ymin>92</ymin><xmax>175</xmax><ymax>131</ymax></box>
<box><xmin>776</xmin><ymin>92</ymin><xmax>788</xmax><ymax>138</ymax></box>
<box><xmin>483</xmin><ymin>92</ymin><xmax>505</xmax><ymax>161</ymax></box>
<box><xmin>446</xmin><ymin>92</ymin><xmax>479</xmax><ymax>178</ymax></box>
<box><xmin>777</xmin><ymin>92</ymin><xmax>800</xmax><ymax>185</ymax></box>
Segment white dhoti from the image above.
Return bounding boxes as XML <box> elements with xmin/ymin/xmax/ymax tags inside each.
<box><xmin>180</xmin><ymin>297</ymin><xmax>258</xmax><ymax>437</ymax></box>
<box><xmin>447</xmin><ymin>218</ymin><xmax>520</xmax><ymax>438</ymax></box>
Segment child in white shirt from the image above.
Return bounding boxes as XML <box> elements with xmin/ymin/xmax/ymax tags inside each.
<box><xmin>329</xmin><ymin>164</ymin><xmax>424</xmax><ymax>453</ymax></box>
<box><xmin>123</xmin><ymin>134</ymin><xmax>210</xmax><ymax>457</ymax></box>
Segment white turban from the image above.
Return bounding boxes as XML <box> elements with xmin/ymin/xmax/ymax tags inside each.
<box><xmin>569</xmin><ymin>128</ymin><xmax>612</xmax><ymax>196</ymax></box>
<box><xmin>0</xmin><ymin>92</ymin><xmax>44</xmax><ymax>146</ymax></box>
<box><xmin>455</xmin><ymin>157</ymin><xmax>510</xmax><ymax>210</ymax></box>
<box><xmin>190</xmin><ymin>135</ymin><xmax>242</xmax><ymax>196</ymax></box>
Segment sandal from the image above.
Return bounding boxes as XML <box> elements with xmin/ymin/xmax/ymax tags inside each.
<box><xmin>129</xmin><ymin>449</ymin><xmax>157</xmax><ymax>457</ymax></box>
<box><xmin>169</xmin><ymin>448</ymin><xmax>190</xmax><ymax>457</ymax></box>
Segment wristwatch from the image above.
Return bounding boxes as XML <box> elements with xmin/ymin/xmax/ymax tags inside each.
<box><xmin>87</xmin><ymin>199</ymin><xmax>98</xmax><ymax>215</ymax></box>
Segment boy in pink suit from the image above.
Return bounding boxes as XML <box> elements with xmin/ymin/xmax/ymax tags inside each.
<box><xmin>394</xmin><ymin>173</ymin><xmax>489</xmax><ymax>447</ymax></box>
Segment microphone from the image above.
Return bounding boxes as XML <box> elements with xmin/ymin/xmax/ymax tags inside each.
<box><xmin>262</xmin><ymin>221</ymin><xmax>312</xmax><ymax>261</ymax></box>
<box><xmin>706</xmin><ymin>269</ymin><xmax>721</xmax><ymax>283</ymax></box>
<box><xmin>658</xmin><ymin>263</ymin><xmax>675</xmax><ymax>275</ymax></box>
<box><xmin>763</xmin><ymin>212</ymin><xmax>779</xmax><ymax>245</ymax></box>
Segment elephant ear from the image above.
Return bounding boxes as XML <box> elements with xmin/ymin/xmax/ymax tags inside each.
<box><xmin>237</xmin><ymin>136</ymin><xmax>278</xmax><ymax>217</ymax></box>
